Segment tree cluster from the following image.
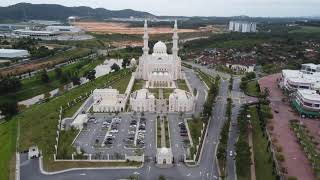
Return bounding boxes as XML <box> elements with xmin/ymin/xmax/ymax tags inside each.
<box><xmin>0</xmin><ymin>77</ymin><xmax>21</xmax><ymax>94</ymax></box>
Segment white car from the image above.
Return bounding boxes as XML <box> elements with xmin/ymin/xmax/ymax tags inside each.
<box><xmin>110</xmin><ymin>129</ymin><xmax>119</xmax><ymax>133</ymax></box>
<box><xmin>229</xmin><ymin>151</ymin><xmax>233</xmax><ymax>157</ymax></box>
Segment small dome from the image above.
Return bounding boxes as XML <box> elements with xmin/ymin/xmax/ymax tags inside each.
<box><xmin>159</xmin><ymin>147</ymin><xmax>169</xmax><ymax>154</ymax></box>
<box><xmin>130</xmin><ymin>58</ymin><xmax>137</xmax><ymax>65</ymax></box>
<box><xmin>153</xmin><ymin>41</ymin><xmax>167</xmax><ymax>54</ymax></box>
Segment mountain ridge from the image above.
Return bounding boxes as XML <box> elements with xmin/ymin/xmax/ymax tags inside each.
<box><xmin>0</xmin><ymin>3</ymin><xmax>155</xmax><ymax>21</ymax></box>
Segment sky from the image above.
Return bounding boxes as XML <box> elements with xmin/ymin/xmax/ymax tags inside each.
<box><xmin>1</xmin><ymin>0</ymin><xmax>320</xmax><ymax>17</ymax></box>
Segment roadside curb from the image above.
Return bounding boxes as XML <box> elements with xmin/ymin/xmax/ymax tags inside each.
<box><xmin>38</xmin><ymin>156</ymin><xmax>144</xmax><ymax>175</ymax></box>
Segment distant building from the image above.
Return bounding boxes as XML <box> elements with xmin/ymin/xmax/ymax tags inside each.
<box><xmin>229</xmin><ymin>21</ymin><xmax>257</xmax><ymax>33</ymax></box>
<box><xmin>0</xmin><ymin>49</ymin><xmax>29</xmax><ymax>59</ymax></box>
<box><xmin>68</xmin><ymin>16</ymin><xmax>80</xmax><ymax>23</ymax></box>
<box><xmin>45</xmin><ymin>26</ymin><xmax>83</xmax><ymax>34</ymax></box>
<box><xmin>13</xmin><ymin>29</ymin><xmax>59</xmax><ymax>39</ymax></box>
<box><xmin>226</xmin><ymin>63</ymin><xmax>255</xmax><ymax>73</ymax></box>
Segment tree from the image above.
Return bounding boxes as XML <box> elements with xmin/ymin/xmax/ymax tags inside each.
<box><xmin>40</xmin><ymin>69</ymin><xmax>49</xmax><ymax>83</ymax></box>
<box><xmin>122</xmin><ymin>58</ymin><xmax>130</xmax><ymax>69</ymax></box>
<box><xmin>86</xmin><ymin>70</ymin><xmax>96</xmax><ymax>81</ymax></box>
<box><xmin>0</xmin><ymin>77</ymin><xmax>22</xmax><ymax>94</ymax></box>
<box><xmin>111</xmin><ymin>63</ymin><xmax>120</xmax><ymax>72</ymax></box>
<box><xmin>0</xmin><ymin>101</ymin><xmax>18</xmax><ymax>117</ymax></box>
<box><xmin>71</xmin><ymin>76</ymin><xmax>81</xmax><ymax>86</ymax></box>
<box><xmin>54</xmin><ymin>68</ymin><xmax>62</xmax><ymax>79</ymax></box>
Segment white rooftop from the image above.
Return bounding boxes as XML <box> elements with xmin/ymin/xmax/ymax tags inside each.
<box><xmin>170</xmin><ymin>89</ymin><xmax>192</xmax><ymax>100</ymax></box>
<box><xmin>0</xmin><ymin>49</ymin><xmax>28</xmax><ymax>53</ymax></box>
<box><xmin>282</xmin><ymin>69</ymin><xmax>320</xmax><ymax>86</ymax></box>
<box><xmin>298</xmin><ymin>89</ymin><xmax>320</xmax><ymax>102</ymax></box>
<box><xmin>132</xmin><ymin>89</ymin><xmax>154</xmax><ymax>100</ymax></box>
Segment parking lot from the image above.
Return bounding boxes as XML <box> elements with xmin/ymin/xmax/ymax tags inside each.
<box><xmin>167</xmin><ymin>114</ymin><xmax>190</xmax><ymax>162</ymax></box>
<box><xmin>74</xmin><ymin>113</ymin><xmax>157</xmax><ymax>159</ymax></box>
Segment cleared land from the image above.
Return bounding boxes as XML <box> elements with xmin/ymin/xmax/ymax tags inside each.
<box><xmin>73</xmin><ymin>22</ymin><xmax>200</xmax><ymax>35</ymax></box>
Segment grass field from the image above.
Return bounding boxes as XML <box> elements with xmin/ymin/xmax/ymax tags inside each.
<box><xmin>177</xmin><ymin>80</ymin><xmax>189</xmax><ymax>92</ymax></box>
<box><xmin>250</xmin><ymin>107</ymin><xmax>277</xmax><ymax>180</ymax></box>
<box><xmin>108</xmin><ymin>73</ymin><xmax>132</xmax><ymax>94</ymax></box>
<box><xmin>289</xmin><ymin>26</ymin><xmax>320</xmax><ymax>33</ymax></box>
<box><xmin>0</xmin><ymin>69</ymin><xmax>131</xmax><ymax>174</ymax></box>
<box><xmin>245</xmin><ymin>80</ymin><xmax>260</xmax><ymax>97</ymax></box>
<box><xmin>0</xmin><ymin>120</ymin><xmax>17</xmax><ymax>180</ymax></box>
<box><xmin>187</xmin><ymin>118</ymin><xmax>203</xmax><ymax>159</ymax></box>
<box><xmin>132</xmin><ymin>80</ymin><xmax>145</xmax><ymax>92</ymax></box>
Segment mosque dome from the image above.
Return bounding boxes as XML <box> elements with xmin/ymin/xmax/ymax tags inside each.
<box><xmin>153</xmin><ymin>41</ymin><xmax>167</xmax><ymax>54</ymax></box>
<box><xmin>130</xmin><ymin>58</ymin><xmax>137</xmax><ymax>66</ymax></box>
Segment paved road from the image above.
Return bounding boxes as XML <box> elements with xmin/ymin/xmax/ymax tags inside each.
<box><xmin>20</xmin><ymin>68</ymin><xmax>230</xmax><ymax>180</ymax></box>
<box><xmin>184</xmin><ymin>62</ymin><xmax>231</xmax><ymax>80</ymax></box>
<box><xmin>226</xmin><ymin>77</ymin><xmax>242</xmax><ymax>180</ymax></box>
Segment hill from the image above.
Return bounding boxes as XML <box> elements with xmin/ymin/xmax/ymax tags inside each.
<box><xmin>0</xmin><ymin>3</ymin><xmax>155</xmax><ymax>21</ymax></box>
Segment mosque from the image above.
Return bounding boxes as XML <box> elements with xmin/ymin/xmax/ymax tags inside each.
<box><xmin>93</xmin><ymin>20</ymin><xmax>195</xmax><ymax>113</ymax></box>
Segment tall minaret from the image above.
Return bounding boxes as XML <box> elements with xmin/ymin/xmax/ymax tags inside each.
<box><xmin>142</xmin><ymin>20</ymin><xmax>149</xmax><ymax>55</ymax></box>
<box><xmin>172</xmin><ymin>20</ymin><xmax>179</xmax><ymax>56</ymax></box>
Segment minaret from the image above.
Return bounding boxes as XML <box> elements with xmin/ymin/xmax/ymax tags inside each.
<box><xmin>142</xmin><ymin>20</ymin><xmax>149</xmax><ymax>55</ymax></box>
<box><xmin>172</xmin><ymin>20</ymin><xmax>179</xmax><ymax>56</ymax></box>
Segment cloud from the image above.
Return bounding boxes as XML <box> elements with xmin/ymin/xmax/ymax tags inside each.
<box><xmin>0</xmin><ymin>0</ymin><xmax>319</xmax><ymax>17</ymax></box>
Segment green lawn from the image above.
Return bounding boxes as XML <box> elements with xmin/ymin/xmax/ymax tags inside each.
<box><xmin>164</xmin><ymin>117</ymin><xmax>170</xmax><ymax>148</ymax></box>
<box><xmin>0</xmin><ymin>120</ymin><xmax>17</xmax><ymax>180</ymax></box>
<box><xmin>108</xmin><ymin>72</ymin><xmax>132</xmax><ymax>94</ymax></box>
<box><xmin>132</xmin><ymin>80</ymin><xmax>145</xmax><ymax>92</ymax></box>
<box><xmin>177</xmin><ymin>80</ymin><xmax>189</xmax><ymax>92</ymax></box>
<box><xmin>56</xmin><ymin>128</ymin><xmax>79</xmax><ymax>159</ymax></box>
<box><xmin>289</xmin><ymin>26</ymin><xmax>320</xmax><ymax>33</ymax></box>
<box><xmin>187</xmin><ymin>118</ymin><xmax>203</xmax><ymax>159</ymax></box>
<box><xmin>195</xmin><ymin>68</ymin><xmax>215</xmax><ymax>88</ymax></box>
<box><xmin>157</xmin><ymin>116</ymin><xmax>161</xmax><ymax>148</ymax></box>
<box><xmin>149</xmin><ymin>89</ymin><xmax>159</xmax><ymax>99</ymax></box>
<box><xmin>250</xmin><ymin>107</ymin><xmax>277</xmax><ymax>180</ymax></box>
<box><xmin>245</xmin><ymin>80</ymin><xmax>260</xmax><ymax>97</ymax></box>
<box><xmin>163</xmin><ymin>89</ymin><xmax>174</xmax><ymax>99</ymax></box>
<box><xmin>3</xmin><ymin>69</ymin><xmax>130</xmax><ymax>172</ymax></box>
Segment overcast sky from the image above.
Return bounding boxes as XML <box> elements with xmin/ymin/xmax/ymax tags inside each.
<box><xmin>1</xmin><ymin>0</ymin><xmax>320</xmax><ymax>17</ymax></box>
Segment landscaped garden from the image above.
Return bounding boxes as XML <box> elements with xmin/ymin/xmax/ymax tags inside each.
<box><xmin>0</xmin><ymin>69</ymin><xmax>135</xmax><ymax>175</ymax></box>
<box><xmin>176</xmin><ymin>79</ymin><xmax>189</xmax><ymax>92</ymax></box>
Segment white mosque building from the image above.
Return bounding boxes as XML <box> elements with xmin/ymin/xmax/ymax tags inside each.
<box><xmin>93</xmin><ymin>20</ymin><xmax>195</xmax><ymax>113</ymax></box>
<box><xmin>135</xmin><ymin>20</ymin><xmax>182</xmax><ymax>89</ymax></box>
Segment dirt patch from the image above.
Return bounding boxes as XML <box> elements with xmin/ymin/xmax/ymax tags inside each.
<box><xmin>259</xmin><ymin>73</ymin><xmax>317</xmax><ymax>180</ymax></box>
<box><xmin>73</xmin><ymin>22</ymin><xmax>204</xmax><ymax>35</ymax></box>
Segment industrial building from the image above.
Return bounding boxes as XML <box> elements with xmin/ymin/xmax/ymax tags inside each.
<box><xmin>229</xmin><ymin>21</ymin><xmax>257</xmax><ymax>33</ymax></box>
<box><xmin>0</xmin><ymin>49</ymin><xmax>29</xmax><ymax>59</ymax></box>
